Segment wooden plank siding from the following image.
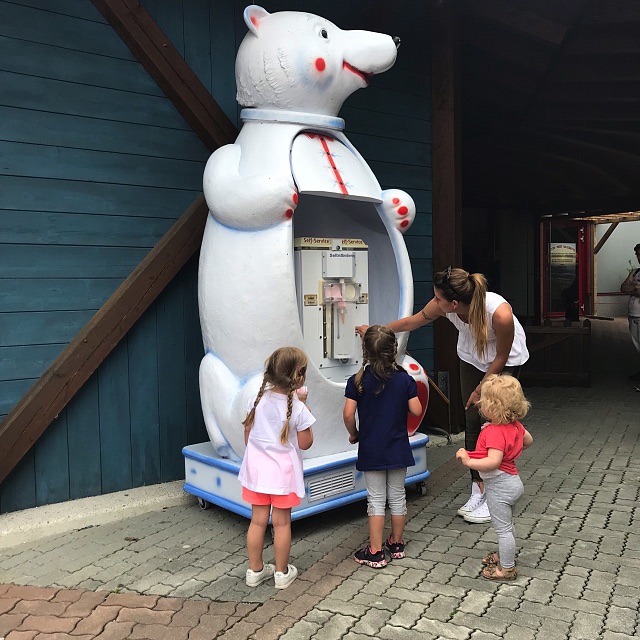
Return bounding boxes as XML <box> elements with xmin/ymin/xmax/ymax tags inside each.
<box><xmin>0</xmin><ymin>0</ymin><xmax>432</xmax><ymax>512</ymax></box>
<box><xmin>0</xmin><ymin>0</ymin><xmax>213</xmax><ymax>511</ymax></box>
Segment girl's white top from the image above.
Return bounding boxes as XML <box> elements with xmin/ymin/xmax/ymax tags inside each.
<box><xmin>238</xmin><ymin>389</ymin><xmax>315</xmax><ymax>498</ymax></box>
<box><xmin>446</xmin><ymin>292</ymin><xmax>529</xmax><ymax>371</ymax></box>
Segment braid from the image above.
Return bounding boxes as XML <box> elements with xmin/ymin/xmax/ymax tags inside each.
<box><xmin>242</xmin><ymin>377</ymin><xmax>268</xmax><ymax>430</ymax></box>
<box><xmin>280</xmin><ymin>390</ymin><xmax>294</xmax><ymax>444</ymax></box>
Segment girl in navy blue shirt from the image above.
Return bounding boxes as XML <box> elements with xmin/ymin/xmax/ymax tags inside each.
<box><xmin>344</xmin><ymin>325</ymin><xmax>422</xmax><ymax>568</ymax></box>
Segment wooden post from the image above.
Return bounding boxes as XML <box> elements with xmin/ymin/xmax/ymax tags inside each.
<box><xmin>430</xmin><ymin>0</ymin><xmax>464</xmax><ymax>430</ymax></box>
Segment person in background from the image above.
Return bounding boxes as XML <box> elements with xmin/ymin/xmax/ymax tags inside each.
<box><xmin>356</xmin><ymin>266</ymin><xmax>529</xmax><ymax>524</ymax></box>
<box><xmin>456</xmin><ymin>374</ymin><xmax>533</xmax><ymax>581</ymax></box>
<box><xmin>238</xmin><ymin>347</ymin><xmax>314</xmax><ymax>589</ymax></box>
<box><xmin>343</xmin><ymin>325</ymin><xmax>422</xmax><ymax>568</ymax></box>
<box><xmin>620</xmin><ymin>243</ymin><xmax>640</xmax><ymax>387</ymax></box>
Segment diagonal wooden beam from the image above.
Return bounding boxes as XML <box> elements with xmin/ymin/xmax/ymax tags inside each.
<box><xmin>92</xmin><ymin>0</ymin><xmax>237</xmax><ymax>151</ymax></box>
<box><xmin>0</xmin><ymin>0</ymin><xmax>240</xmax><ymax>484</ymax></box>
<box><xmin>0</xmin><ymin>196</ymin><xmax>208</xmax><ymax>485</ymax></box>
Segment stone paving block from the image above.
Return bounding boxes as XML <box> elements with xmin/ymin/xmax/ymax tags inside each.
<box><xmin>601</xmin><ymin>633</ymin><xmax>639</xmax><ymax>640</ymax></box>
<box><xmin>350</xmin><ymin>607</ymin><xmax>395</xmax><ymax>636</ymax></box>
<box><xmin>582</xmin><ymin>587</ymin><xmax>610</xmax><ymax>604</ymax></box>
<box><xmin>315</xmin><ymin>597</ymin><xmax>369</xmax><ymax>618</ymax></box>
<box><xmin>15</xmin><ymin>614</ymin><xmax>81</xmax><ymax>634</ymax></box>
<box><xmin>386</xmin><ymin>586</ymin><xmax>438</xmax><ymax>606</ymax></box>
<box><xmin>458</xmin><ymin>590</ymin><xmax>491</xmax><ymax>616</ymax></box>
<box><xmin>71</xmin><ymin>605</ymin><xmax>121</xmax><ymax>636</ymax></box>
<box><xmin>279</xmin><ymin>594</ymin><xmax>319</xmax><ymax>620</ymax></box>
<box><xmin>0</xmin><ymin>613</ymin><xmax>29</xmax><ymax>636</ymax></box>
<box><xmin>414</xmin><ymin>615</ymin><xmax>474</xmax><ymax>639</ymax></box>
<box><xmin>386</xmin><ymin>600</ymin><xmax>428</xmax><ymax>628</ymax></box>
<box><xmin>503</xmin><ymin>624</ymin><xmax>536</xmax><ymax>640</ymax></box>
<box><xmin>554</xmin><ymin>572</ymin><xmax>587</xmax><ymax>597</ymax></box>
<box><xmin>168</xmin><ymin>599</ymin><xmax>211</xmax><ymax>626</ymax></box>
<box><xmin>551</xmin><ymin>594</ymin><xmax>607</xmax><ymax>615</ymax></box>
<box><xmin>246</xmin><ymin>614</ymin><xmax>297</xmax><ymax>640</ymax></box>
<box><xmin>604</xmin><ymin>605</ymin><xmax>637</xmax><ymax>635</ymax></box>
<box><xmin>312</xmin><ymin>613</ymin><xmax>357</xmax><ymax>640</ymax></box>
<box><xmin>570</xmin><ymin>611</ymin><xmax>605</xmax><ymax>639</ymax></box>
<box><xmin>378</xmin><ymin>625</ymin><xmax>438</xmax><ymax>640</ymax></box>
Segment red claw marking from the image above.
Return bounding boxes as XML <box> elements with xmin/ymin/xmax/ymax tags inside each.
<box><xmin>315</xmin><ymin>58</ymin><xmax>326</xmax><ymax>72</ymax></box>
<box><xmin>392</xmin><ymin>197</ymin><xmax>400</xmax><ymax>205</ymax></box>
<box><xmin>398</xmin><ymin>206</ymin><xmax>408</xmax><ymax>216</ymax></box>
<box><xmin>409</xmin><ymin>363</ymin><xmax>420</xmax><ymax>372</ymax></box>
<box><xmin>400</xmin><ymin>219</ymin><xmax>409</xmax><ymax>229</ymax></box>
<box><xmin>285</xmin><ymin>209</ymin><xmax>294</xmax><ymax>219</ymax></box>
<box><xmin>293</xmin><ymin>192</ymin><xmax>299</xmax><ymax>204</ymax></box>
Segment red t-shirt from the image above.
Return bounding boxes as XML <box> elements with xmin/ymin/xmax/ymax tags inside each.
<box><xmin>467</xmin><ymin>420</ymin><xmax>525</xmax><ymax>475</ymax></box>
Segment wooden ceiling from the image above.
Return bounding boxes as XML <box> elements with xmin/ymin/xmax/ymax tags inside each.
<box><xmin>459</xmin><ymin>0</ymin><xmax>640</xmax><ymax>215</ymax></box>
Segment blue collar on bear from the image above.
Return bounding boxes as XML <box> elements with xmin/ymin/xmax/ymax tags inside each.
<box><xmin>240</xmin><ymin>108</ymin><xmax>345</xmax><ymax>131</ymax></box>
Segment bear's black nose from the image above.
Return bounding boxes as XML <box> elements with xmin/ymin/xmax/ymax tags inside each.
<box><xmin>393</xmin><ymin>36</ymin><xmax>401</xmax><ymax>49</ymax></box>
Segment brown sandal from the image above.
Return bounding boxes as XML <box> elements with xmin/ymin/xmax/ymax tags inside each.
<box><xmin>482</xmin><ymin>564</ymin><xmax>518</xmax><ymax>581</ymax></box>
<box><xmin>482</xmin><ymin>552</ymin><xmax>500</xmax><ymax>566</ymax></box>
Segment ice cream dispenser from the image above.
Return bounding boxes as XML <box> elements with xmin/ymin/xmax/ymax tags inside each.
<box><xmin>294</xmin><ymin>237</ymin><xmax>369</xmax><ymax>381</ymax></box>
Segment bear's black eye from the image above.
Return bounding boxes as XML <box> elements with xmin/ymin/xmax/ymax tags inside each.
<box><xmin>320</xmin><ymin>28</ymin><xmax>328</xmax><ymax>39</ymax></box>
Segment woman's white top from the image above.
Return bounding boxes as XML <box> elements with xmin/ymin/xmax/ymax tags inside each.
<box><xmin>445</xmin><ymin>292</ymin><xmax>529</xmax><ymax>371</ymax></box>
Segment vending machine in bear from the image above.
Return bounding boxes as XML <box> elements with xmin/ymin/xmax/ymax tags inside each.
<box><xmin>182</xmin><ymin>233</ymin><xmax>430</xmax><ymax>520</ymax></box>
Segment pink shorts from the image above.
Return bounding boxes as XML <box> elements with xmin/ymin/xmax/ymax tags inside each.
<box><xmin>242</xmin><ymin>487</ymin><xmax>300</xmax><ymax>509</ymax></box>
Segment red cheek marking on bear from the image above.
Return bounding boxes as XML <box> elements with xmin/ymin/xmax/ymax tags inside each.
<box><xmin>315</xmin><ymin>58</ymin><xmax>326</xmax><ymax>72</ymax></box>
<box><xmin>285</xmin><ymin>209</ymin><xmax>294</xmax><ymax>219</ymax></box>
<box><xmin>392</xmin><ymin>197</ymin><xmax>400</xmax><ymax>205</ymax></box>
<box><xmin>398</xmin><ymin>206</ymin><xmax>408</xmax><ymax>216</ymax></box>
<box><xmin>293</xmin><ymin>193</ymin><xmax>299</xmax><ymax>204</ymax></box>
<box><xmin>409</xmin><ymin>363</ymin><xmax>420</xmax><ymax>372</ymax></box>
<box><xmin>400</xmin><ymin>219</ymin><xmax>409</xmax><ymax>228</ymax></box>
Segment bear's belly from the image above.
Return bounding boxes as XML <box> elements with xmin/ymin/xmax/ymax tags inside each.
<box><xmin>198</xmin><ymin>218</ymin><xmax>303</xmax><ymax>376</ymax></box>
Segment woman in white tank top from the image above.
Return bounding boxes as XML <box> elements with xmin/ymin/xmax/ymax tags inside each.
<box><xmin>357</xmin><ymin>266</ymin><xmax>529</xmax><ymax>524</ymax></box>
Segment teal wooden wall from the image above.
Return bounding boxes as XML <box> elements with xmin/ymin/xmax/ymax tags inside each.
<box><xmin>0</xmin><ymin>0</ymin><xmax>211</xmax><ymax>512</ymax></box>
<box><xmin>0</xmin><ymin>0</ymin><xmax>432</xmax><ymax>513</ymax></box>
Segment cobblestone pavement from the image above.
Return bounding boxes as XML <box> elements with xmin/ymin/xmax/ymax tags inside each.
<box><xmin>1</xmin><ymin>318</ymin><xmax>639</xmax><ymax>639</ymax></box>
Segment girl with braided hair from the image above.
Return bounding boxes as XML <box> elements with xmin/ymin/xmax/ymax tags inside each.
<box><xmin>238</xmin><ymin>346</ymin><xmax>314</xmax><ymax>589</ymax></box>
<box><xmin>356</xmin><ymin>267</ymin><xmax>529</xmax><ymax>524</ymax></box>
<box><xmin>343</xmin><ymin>325</ymin><xmax>423</xmax><ymax>568</ymax></box>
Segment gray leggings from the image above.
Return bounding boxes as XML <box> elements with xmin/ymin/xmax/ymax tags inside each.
<box><xmin>364</xmin><ymin>468</ymin><xmax>407</xmax><ymax>517</ymax></box>
<box><xmin>483</xmin><ymin>472</ymin><xmax>524</xmax><ymax>568</ymax></box>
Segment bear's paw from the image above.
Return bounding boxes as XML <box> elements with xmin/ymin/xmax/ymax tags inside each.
<box><xmin>381</xmin><ymin>189</ymin><xmax>416</xmax><ymax>234</ymax></box>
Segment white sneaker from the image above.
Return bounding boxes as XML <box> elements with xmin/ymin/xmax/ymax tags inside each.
<box><xmin>274</xmin><ymin>564</ymin><xmax>298</xmax><ymax>589</ymax></box>
<box><xmin>457</xmin><ymin>483</ymin><xmax>485</xmax><ymax>517</ymax></box>
<box><xmin>463</xmin><ymin>499</ymin><xmax>492</xmax><ymax>523</ymax></box>
<box><xmin>246</xmin><ymin>563</ymin><xmax>275</xmax><ymax>587</ymax></box>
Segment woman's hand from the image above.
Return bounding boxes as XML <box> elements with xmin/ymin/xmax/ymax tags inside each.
<box><xmin>355</xmin><ymin>325</ymin><xmax>368</xmax><ymax>337</ymax></box>
<box><xmin>465</xmin><ymin>388</ymin><xmax>481</xmax><ymax>410</ymax></box>
<box><xmin>456</xmin><ymin>448</ymin><xmax>470</xmax><ymax>465</ymax></box>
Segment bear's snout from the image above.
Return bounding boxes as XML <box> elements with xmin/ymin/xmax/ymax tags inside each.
<box><xmin>393</xmin><ymin>36</ymin><xmax>401</xmax><ymax>49</ymax></box>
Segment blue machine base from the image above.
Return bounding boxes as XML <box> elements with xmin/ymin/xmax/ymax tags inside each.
<box><xmin>183</xmin><ymin>433</ymin><xmax>429</xmax><ymax>521</ymax></box>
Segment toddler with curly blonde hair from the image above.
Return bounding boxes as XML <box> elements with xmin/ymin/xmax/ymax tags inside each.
<box><xmin>456</xmin><ymin>374</ymin><xmax>533</xmax><ymax>581</ymax></box>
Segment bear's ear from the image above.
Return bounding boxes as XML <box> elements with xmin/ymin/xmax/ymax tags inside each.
<box><xmin>244</xmin><ymin>5</ymin><xmax>270</xmax><ymax>36</ymax></box>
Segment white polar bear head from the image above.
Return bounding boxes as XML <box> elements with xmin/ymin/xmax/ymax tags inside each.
<box><xmin>236</xmin><ymin>5</ymin><xmax>399</xmax><ymax>117</ymax></box>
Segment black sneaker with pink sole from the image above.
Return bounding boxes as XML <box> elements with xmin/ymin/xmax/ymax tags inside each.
<box><xmin>384</xmin><ymin>536</ymin><xmax>406</xmax><ymax>559</ymax></box>
<box><xmin>354</xmin><ymin>546</ymin><xmax>387</xmax><ymax>568</ymax></box>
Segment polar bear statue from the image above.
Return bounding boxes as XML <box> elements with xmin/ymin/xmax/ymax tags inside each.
<box><xmin>199</xmin><ymin>5</ymin><xmax>428</xmax><ymax>461</ymax></box>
